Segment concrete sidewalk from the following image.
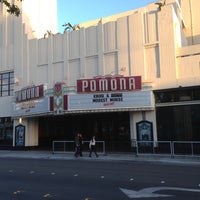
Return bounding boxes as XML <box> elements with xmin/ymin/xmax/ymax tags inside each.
<box><xmin>0</xmin><ymin>150</ymin><xmax>199</xmax><ymax>166</ymax></box>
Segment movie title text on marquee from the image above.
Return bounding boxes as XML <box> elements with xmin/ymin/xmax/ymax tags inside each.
<box><xmin>15</xmin><ymin>85</ymin><xmax>44</xmax><ymax>102</ymax></box>
<box><xmin>77</xmin><ymin>76</ymin><xmax>141</xmax><ymax>93</ymax></box>
<box><xmin>93</xmin><ymin>93</ymin><xmax>123</xmax><ymax>104</ymax></box>
<box><xmin>13</xmin><ymin>98</ymin><xmax>49</xmax><ymax>116</ymax></box>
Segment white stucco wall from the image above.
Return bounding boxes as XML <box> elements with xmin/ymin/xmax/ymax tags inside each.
<box><xmin>1</xmin><ymin>0</ymin><xmax>200</xmax><ymax>95</ymax></box>
<box><xmin>24</xmin><ymin>1</ymin><xmax>200</xmax><ymax>92</ymax></box>
<box><xmin>0</xmin><ymin>97</ymin><xmax>13</xmax><ymax>117</ymax></box>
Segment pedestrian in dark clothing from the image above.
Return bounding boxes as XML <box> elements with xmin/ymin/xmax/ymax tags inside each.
<box><xmin>74</xmin><ymin>133</ymin><xmax>80</xmax><ymax>157</ymax></box>
<box><xmin>89</xmin><ymin>136</ymin><xmax>98</xmax><ymax>157</ymax></box>
<box><xmin>79</xmin><ymin>133</ymin><xmax>83</xmax><ymax>157</ymax></box>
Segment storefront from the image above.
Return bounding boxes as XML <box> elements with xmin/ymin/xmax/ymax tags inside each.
<box><xmin>2</xmin><ymin>0</ymin><xmax>199</xmax><ymax>152</ymax></box>
<box><xmin>155</xmin><ymin>86</ymin><xmax>200</xmax><ymax>141</ymax></box>
<box><xmin>38</xmin><ymin>112</ymin><xmax>131</xmax><ymax>151</ymax></box>
<box><xmin>13</xmin><ymin>84</ymin><xmax>50</xmax><ymax>148</ymax></box>
<box><xmin>13</xmin><ymin>75</ymin><xmax>156</xmax><ymax>151</ymax></box>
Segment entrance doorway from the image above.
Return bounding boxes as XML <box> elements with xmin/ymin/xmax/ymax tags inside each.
<box><xmin>38</xmin><ymin>112</ymin><xmax>131</xmax><ymax>152</ymax></box>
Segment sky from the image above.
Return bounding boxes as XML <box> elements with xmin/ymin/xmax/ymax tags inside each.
<box><xmin>57</xmin><ymin>0</ymin><xmax>156</xmax><ymax>33</ymax></box>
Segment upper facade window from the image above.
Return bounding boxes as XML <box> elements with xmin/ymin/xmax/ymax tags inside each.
<box><xmin>154</xmin><ymin>87</ymin><xmax>200</xmax><ymax>103</ymax></box>
<box><xmin>0</xmin><ymin>72</ymin><xmax>14</xmax><ymax>97</ymax></box>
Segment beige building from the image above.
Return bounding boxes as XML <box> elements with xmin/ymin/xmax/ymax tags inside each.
<box><xmin>0</xmin><ymin>0</ymin><xmax>199</xmax><ymax>151</ymax></box>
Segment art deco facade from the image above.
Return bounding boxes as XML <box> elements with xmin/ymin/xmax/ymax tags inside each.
<box><xmin>0</xmin><ymin>0</ymin><xmax>199</xmax><ymax>151</ymax></box>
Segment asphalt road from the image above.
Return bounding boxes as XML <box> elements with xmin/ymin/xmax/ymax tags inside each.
<box><xmin>0</xmin><ymin>158</ymin><xmax>199</xmax><ymax>200</ymax></box>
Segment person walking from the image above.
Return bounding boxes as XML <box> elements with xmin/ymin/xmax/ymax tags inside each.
<box><xmin>74</xmin><ymin>133</ymin><xmax>80</xmax><ymax>157</ymax></box>
<box><xmin>79</xmin><ymin>133</ymin><xmax>83</xmax><ymax>157</ymax></box>
<box><xmin>89</xmin><ymin>136</ymin><xmax>99</xmax><ymax>157</ymax></box>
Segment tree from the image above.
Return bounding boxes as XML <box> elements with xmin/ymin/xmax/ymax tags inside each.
<box><xmin>155</xmin><ymin>0</ymin><xmax>166</xmax><ymax>11</ymax></box>
<box><xmin>62</xmin><ymin>22</ymin><xmax>80</xmax><ymax>33</ymax></box>
<box><xmin>44</xmin><ymin>30</ymin><xmax>54</xmax><ymax>38</ymax></box>
<box><xmin>0</xmin><ymin>0</ymin><xmax>23</xmax><ymax>16</ymax></box>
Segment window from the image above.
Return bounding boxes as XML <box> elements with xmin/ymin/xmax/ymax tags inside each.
<box><xmin>0</xmin><ymin>117</ymin><xmax>13</xmax><ymax>146</ymax></box>
<box><xmin>154</xmin><ymin>87</ymin><xmax>200</xmax><ymax>103</ymax></box>
<box><xmin>0</xmin><ymin>71</ymin><xmax>14</xmax><ymax>97</ymax></box>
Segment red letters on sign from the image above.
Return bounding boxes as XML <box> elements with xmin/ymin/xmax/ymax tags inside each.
<box><xmin>15</xmin><ymin>85</ymin><xmax>44</xmax><ymax>102</ymax></box>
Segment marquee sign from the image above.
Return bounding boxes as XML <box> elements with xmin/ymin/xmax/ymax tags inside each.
<box><xmin>13</xmin><ymin>98</ymin><xmax>49</xmax><ymax>117</ymax></box>
<box><xmin>77</xmin><ymin>76</ymin><xmax>141</xmax><ymax>93</ymax></box>
<box><xmin>15</xmin><ymin>84</ymin><xmax>44</xmax><ymax>103</ymax></box>
<box><xmin>68</xmin><ymin>91</ymin><xmax>154</xmax><ymax>111</ymax></box>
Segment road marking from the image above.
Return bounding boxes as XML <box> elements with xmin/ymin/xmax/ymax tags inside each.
<box><xmin>43</xmin><ymin>193</ymin><xmax>52</xmax><ymax>198</ymax></box>
<box><xmin>120</xmin><ymin>186</ymin><xmax>200</xmax><ymax>198</ymax></box>
<box><xmin>13</xmin><ymin>190</ymin><xmax>24</xmax><ymax>195</ymax></box>
<box><xmin>161</xmin><ymin>181</ymin><xmax>165</xmax><ymax>184</ymax></box>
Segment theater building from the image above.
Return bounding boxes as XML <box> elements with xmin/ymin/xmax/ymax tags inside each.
<box><xmin>0</xmin><ymin>0</ymin><xmax>200</xmax><ymax>151</ymax></box>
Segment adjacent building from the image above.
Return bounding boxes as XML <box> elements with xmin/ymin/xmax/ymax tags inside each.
<box><xmin>0</xmin><ymin>0</ymin><xmax>200</xmax><ymax>152</ymax></box>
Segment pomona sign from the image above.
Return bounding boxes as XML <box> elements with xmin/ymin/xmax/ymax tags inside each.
<box><xmin>77</xmin><ymin>76</ymin><xmax>141</xmax><ymax>93</ymax></box>
<box><xmin>15</xmin><ymin>84</ymin><xmax>44</xmax><ymax>103</ymax></box>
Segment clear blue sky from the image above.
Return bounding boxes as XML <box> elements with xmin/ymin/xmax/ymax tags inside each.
<box><xmin>57</xmin><ymin>0</ymin><xmax>156</xmax><ymax>33</ymax></box>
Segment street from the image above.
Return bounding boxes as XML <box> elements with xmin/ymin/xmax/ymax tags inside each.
<box><xmin>0</xmin><ymin>158</ymin><xmax>199</xmax><ymax>199</ymax></box>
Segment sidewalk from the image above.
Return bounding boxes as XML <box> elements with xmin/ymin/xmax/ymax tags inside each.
<box><xmin>0</xmin><ymin>150</ymin><xmax>199</xmax><ymax>166</ymax></box>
